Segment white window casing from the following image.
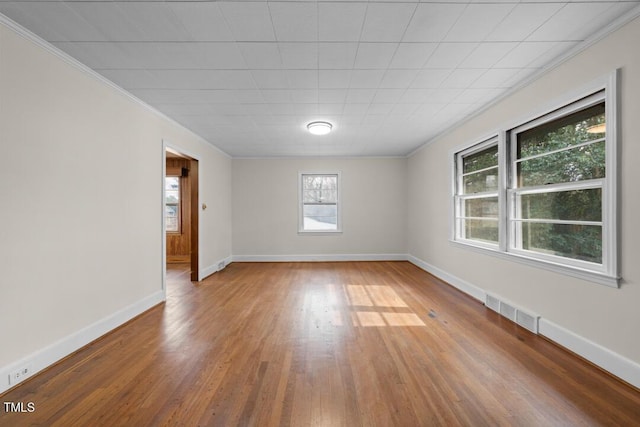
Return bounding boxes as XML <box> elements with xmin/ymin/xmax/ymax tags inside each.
<box><xmin>451</xmin><ymin>70</ymin><xmax>619</xmax><ymax>287</ymax></box>
<box><xmin>453</xmin><ymin>138</ymin><xmax>500</xmax><ymax>250</ymax></box>
<box><xmin>299</xmin><ymin>172</ymin><xmax>342</xmax><ymax>233</ymax></box>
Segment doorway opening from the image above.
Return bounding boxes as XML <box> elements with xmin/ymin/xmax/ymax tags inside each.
<box><xmin>164</xmin><ymin>147</ymin><xmax>199</xmax><ymax>282</ymax></box>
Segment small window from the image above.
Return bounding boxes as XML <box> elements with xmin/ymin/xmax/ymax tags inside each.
<box><xmin>299</xmin><ymin>173</ymin><xmax>341</xmax><ymax>232</ymax></box>
<box><xmin>454</xmin><ymin>139</ymin><xmax>500</xmax><ymax>247</ymax></box>
<box><xmin>165</xmin><ymin>176</ymin><xmax>180</xmax><ymax>233</ymax></box>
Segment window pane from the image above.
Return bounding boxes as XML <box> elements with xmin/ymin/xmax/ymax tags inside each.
<box><xmin>165</xmin><ymin>177</ymin><xmax>180</xmax><ymax>204</ymax></box>
<box><xmin>463</xmin><ymin>167</ymin><xmax>498</xmax><ymax>194</ymax></box>
<box><xmin>463</xmin><ymin>145</ymin><xmax>498</xmax><ymax>174</ymax></box>
<box><xmin>518</xmin><ymin>141</ymin><xmax>605</xmax><ymax>187</ymax></box>
<box><xmin>303</xmin><ymin>204</ymin><xmax>337</xmax><ymax>230</ymax></box>
<box><xmin>165</xmin><ymin>177</ymin><xmax>180</xmax><ymax>232</ymax></box>
<box><xmin>464</xmin><ymin>219</ymin><xmax>499</xmax><ymax>243</ymax></box>
<box><xmin>463</xmin><ymin>197</ymin><xmax>498</xmax><ymax>219</ymax></box>
<box><xmin>166</xmin><ymin>191</ymin><xmax>179</xmax><ymax>204</ymax></box>
<box><xmin>303</xmin><ymin>175</ymin><xmax>337</xmax><ymax>190</ymax></box>
<box><xmin>303</xmin><ymin>189</ymin><xmax>337</xmax><ymax>204</ymax></box>
<box><xmin>166</xmin><ymin>218</ymin><xmax>178</xmax><ymax>232</ymax></box>
<box><xmin>518</xmin><ymin>103</ymin><xmax>605</xmax><ymax>158</ymax></box>
<box><xmin>166</xmin><ymin>205</ymin><xmax>178</xmax><ymax>232</ymax></box>
<box><xmin>165</xmin><ymin>177</ymin><xmax>180</xmax><ymax>191</ymax></box>
<box><xmin>520</xmin><ymin>222</ymin><xmax>602</xmax><ymax>264</ymax></box>
<box><xmin>518</xmin><ymin>189</ymin><xmax>601</xmax><ymax>221</ymax></box>
<box><xmin>166</xmin><ymin>204</ymin><xmax>178</xmax><ymax>216</ymax></box>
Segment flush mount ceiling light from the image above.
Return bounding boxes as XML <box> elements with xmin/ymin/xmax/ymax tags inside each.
<box><xmin>307</xmin><ymin>121</ymin><xmax>332</xmax><ymax>136</ymax></box>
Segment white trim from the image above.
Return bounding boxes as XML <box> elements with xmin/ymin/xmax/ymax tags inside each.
<box><xmin>234</xmin><ymin>155</ymin><xmax>407</xmax><ymax>160</ymax></box>
<box><xmin>510</xmin><ymin>179</ymin><xmax>604</xmax><ymax>196</ymax></box>
<box><xmin>4</xmin><ymin>257</ymin><xmax>638</xmax><ymax>394</ymax></box>
<box><xmin>515</xmin><ymin>138</ymin><xmax>603</xmax><ymax>163</ymax></box>
<box><xmin>450</xmin><ymin>71</ymin><xmax>619</xmax><ymax>287</ymax></box>
<box><xmin>297</xmin><ymin>230</ymin><xmax>344</xmax><ymax>236</ymax></box>
<box><xmin>604</xmin><ymin>69</ymin><xmax>620</xmax><ymax>281</ymax></box>
<box><xmin>163</xmin><ymin>141</ymin><xmax>201</xmax><ymax>169</ymax></box>
<box><xmin>497</xmin><ymin>131</ymin><xmax>509</xmax><ymax>253</ymax></box>
<box><xmin>0</xmin><ymin>13</ymin><xmax>230</xmax><ymax>160</ymax></box>
<box><xmin>298</xmin><ymin>171</ymin><xmax>342</xmax><ymax>233</ymax></box>
<box><xmin>407</xmin><ymin>255</ymin><xmax>486</xmax><ymax>302</ymax></box>
<box><xmin>163</xmin><ymin>140</ymin><xmax>203</xmax><ymax>281</ymax></box>
<box><xmin>408</xmin><ymin>5</ymin><xmax>640</xmax><ymax>158</ymax></box>
<box><xmin>201</xmin><ymin>255</ymin><xmax>234</xmax><ymax>279</ymax></box>
<box><xmin>409</xmin><ymin>254</ymin><xmax>639</xmax><ymax>389</ymax></box>
<box><xmin>510</xmin><ymin>91</ymin><xmax>605</xmax><ymax>136</ymax></box>
<box><xmin>500</xmin><ymin>73</ymin><xmax>612</xmax><ymax>139</ymax></box>
<box><xmin>161</xmin><ymin>143</ymin><xmax>168</xmax><ymax>299</ymax></box>
<box><xmin>449</xmin><ymin>239</ymin><xmax>619</xmax><ymax>287</ymax></box>
<box><xmin>452</xmin><ymin>137</ymin><xmax>500</xmax><ymax>245</ymax></box>
<box><xmin>233</xmin><ymin>254</ymin><xmax>408</xmax><ymax>263</ymax></box>
<box><xmin>507</xmin><ymin>86</ymin><xmax>614</xmax><ymax>280</ymax></box>
<box><xmin>539</xmin><ymin>319</ymin><xmax>640</xmax><ymax>390</ymax></box>
<box><xmin>0</xmin><ymin>291</ymin><xmax>164</xmax><ymax>395</ymax></box>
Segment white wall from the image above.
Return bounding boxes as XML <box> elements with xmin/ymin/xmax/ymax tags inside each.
<box><xmin>232</xmin><ymin>158</ymin><xmax>407</xmax><ymax>259</ymax></box>
<box><xmin>0</xmin><ymin>21</ymin><xmax>232</xmax><ymax>391</ymax></box>
<box><xmin>408</xmin><ymin>15</ymin><xmax>640</xmax><ymax>379</ymax></box>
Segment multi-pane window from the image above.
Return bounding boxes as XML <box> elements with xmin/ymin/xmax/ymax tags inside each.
<box><xmin>510</xmin><ymin>94</ymin><xmax>606</xmax><ymax>266</ymax></box>
<box><xmin>165</xmin><ymin>177</ymin><xmax>180</xmax><ymax>233</ymax></box>
<box><xmin>300</xmin><ymin>173</ymin><xmax>340</xmax><ymax>232</ymax></box>
<box><xmin>452</xmin><ymin>82</ymin><xmax>617</xmax><ymax>286</ymax></box>
<box><xmin>454</xmin><ymin>140</ymin><xmax>499</xmax><ymax>246</ymax></box>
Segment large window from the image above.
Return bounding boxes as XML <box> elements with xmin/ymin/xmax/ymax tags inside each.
<box><xmin>452</xmin><ymin>76</ymin><xmax>618</xmax><ymax>287</ymax></box>
<box><xmin>510</xmin><ymin>94</ymin><xmax>606</xmax><ymax>267</ymax></box>
<box><xmin>299</xmin><ymin>173</ymin><xmax>341</xmax><ymax>232</ymax></box>
<box><xmin>165</xmin><ymin>176</ymin><xmax>180</xmax><ymax>233</ymax></box>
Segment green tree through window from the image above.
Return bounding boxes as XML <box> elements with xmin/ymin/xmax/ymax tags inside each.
<box><xmin>515</xmin><ymin>102</ymin><xmax>605</xmax><ymax>263</ymax></box>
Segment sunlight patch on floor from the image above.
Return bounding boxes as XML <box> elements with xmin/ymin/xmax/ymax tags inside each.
<box><xmin>345</xmin><ymin>284</ymin><xmax>425</xmax><ymax>327</ymax></box>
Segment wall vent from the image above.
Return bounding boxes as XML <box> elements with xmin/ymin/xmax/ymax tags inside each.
<box><xmin>485</xmin><ymin>294</ymin><xmax>500</xmax><ymax>313</ymax></box>
<box><xmin>485</xmin><ymin>293</ymin><xmax>540</xmax><ymax>334</ymax></box>
<box><xmin>516</xmin><ymin>310</ymin><xmax>539</xmax><ymax>334</ymax></box>
<box><xmin>499</xmin><ymin>302</ymin><xmax>517</xmax><ymax>322</ymax></box>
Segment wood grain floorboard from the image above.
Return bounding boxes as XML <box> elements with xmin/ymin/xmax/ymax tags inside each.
<box><xmin>1</xmin><ymin>261</ymin><xmax>639</xmax><ymax>426</ymax></box>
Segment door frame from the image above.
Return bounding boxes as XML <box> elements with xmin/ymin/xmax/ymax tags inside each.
<box><xmin>162</xmin><ymin>140</ymin><xmax>200</xmax><ymax>295</ymax></box>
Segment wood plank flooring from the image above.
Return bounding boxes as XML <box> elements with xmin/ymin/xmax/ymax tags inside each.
<box><xmin>1</xmin><ymin>262</ymin><xmax>639</xmax><ymax>426</ymax></box>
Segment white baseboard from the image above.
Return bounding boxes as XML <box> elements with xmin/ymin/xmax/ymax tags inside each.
<box><xmin>232</xmin><ymin>253</ymin><xmax>408</xmax><ymax>262</ymax></box>
<box><xmin>200</xmin><ymin>255</ymin><xmax>234</xmax><ymax>280</ymax></box>
<box><xmin>0</xmin><ymin>290</ymin><xmax>165</xmax><ymax>395</ymax></box>
<box><xmin>407</xmin><ymin>254</ymin><xmax>486</xmax><ymax>302</ymax></box>
<box><xmin>4</xmin><ymin>257</ymin><xmax>639</xmax><ymax>395</ymax></box>
<box><xmin>539</xmin><ymin>319</ymin><xmax>640</xmax><ymax>389</ymax></box>
<box><xmin>408</xmin><ymin>253</ymin><xmax>640</xmax><ymax>390</ymax></box>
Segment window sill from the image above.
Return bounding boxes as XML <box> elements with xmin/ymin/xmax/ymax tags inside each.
<box><xmin>449</xmin><ymin>239</ymin><xmax>620</xmax><ymax>288</ymax></box>
<box><xmin>298</xmin><ymin>230</ymin><xmax>343</xmax><ymax>236</ymax></box>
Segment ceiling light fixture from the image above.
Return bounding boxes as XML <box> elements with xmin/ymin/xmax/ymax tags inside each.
<box><xmin>307</xmin><ymin>121</ymin><xmax>332</xmax><ymax>136</ymax></box>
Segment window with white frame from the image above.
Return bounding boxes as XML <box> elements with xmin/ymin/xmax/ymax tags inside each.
<box><xmin>452</xmin><ymin>77</ymin><xmax>618</xmax><ymax>286</ymax></box>
<box><xmin>509</xmin><ymin>93</ymin><xmax>606</xmax><ymax>268</ymax></box>
<box><xmin>299</xmin><ymin>173</ymin><xmax>340</xmax><ymax>232</ymax></box>
<box><xmin>454</xmin><ymin>139</ymin><xmax>500</xmax><ymax>246</ymax></box>
<box><xmin>165</xmin><ymin>176</ymin><xmax>180</xmax><ymax>233</ymax></box>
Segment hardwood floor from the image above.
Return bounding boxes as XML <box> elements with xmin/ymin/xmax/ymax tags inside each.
<box><xmin>1</xmin><ymin>262</ymin><xmax>639</xmax><ymax>426</ymax></box>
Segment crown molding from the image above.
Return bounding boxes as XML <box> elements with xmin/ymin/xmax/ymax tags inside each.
<box><xmin>408</xmin><ymin>5</ymin><xmax>640</xmax><ymax>158</ymax></box>
<box><xmin>0</xmin><ymin>12</ymin><xmax>231</xmax><ymax>160</ymax></box>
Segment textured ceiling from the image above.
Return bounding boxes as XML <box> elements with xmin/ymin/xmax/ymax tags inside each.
<box><xmin>1</xmin><ymin>1</ymin><xmax>638</xmax><ymax>157</ymax></box>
